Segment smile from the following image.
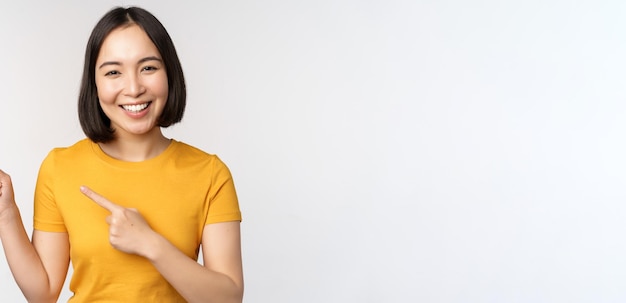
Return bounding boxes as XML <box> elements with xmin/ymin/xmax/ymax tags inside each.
<box><xmin>121</xmin><ymin>102</ymin><xmax>151</xmax><ymax>113</ymax></box>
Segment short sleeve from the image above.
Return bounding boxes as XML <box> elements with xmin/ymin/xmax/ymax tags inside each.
<box><xmin>33</xmin><ymin>150</ymin><xmax>67</xmax><ymax>232</ymax></box>
<box><xmin>204</xmin><ymin>156</ymin><xmax>242</xmax><ymax>225</ymax></box>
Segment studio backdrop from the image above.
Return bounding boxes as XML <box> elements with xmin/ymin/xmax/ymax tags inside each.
<box><xmin>1</xmin><ymin>0</ymin><xmax>625</xmax><ymax>302</ymax></box>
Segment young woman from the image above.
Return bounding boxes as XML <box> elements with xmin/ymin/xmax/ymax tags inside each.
<box><xmin>0</xmin><ymin>6</ymin><xmax>243</xmax><ymax>303</ymax></box>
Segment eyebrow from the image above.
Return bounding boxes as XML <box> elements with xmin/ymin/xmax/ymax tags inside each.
<box><xmin>98</xmin><ymin>56</ymin><xmax>163</xmax><ymax>69</ymax></box>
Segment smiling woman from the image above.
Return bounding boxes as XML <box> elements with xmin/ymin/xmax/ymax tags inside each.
<box><xmin>95</xmin><ymin>24</ymin><xmax>170</xmax><ymax>157</ymax></box>
<box><xmin>0</xmin><ymin>6</ymin><xmax>243</xmax><ymax>303</ymax></box>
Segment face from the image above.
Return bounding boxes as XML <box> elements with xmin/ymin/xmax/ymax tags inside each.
<box><xmin>95</xmin><ymin>24</ymin><xmax>168</xmax><ymax>139</ymax></box>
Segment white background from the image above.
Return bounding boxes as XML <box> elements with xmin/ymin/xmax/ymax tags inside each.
<box><xmin>1</xmin><ymin>0</ymin><xmax>626</xmax><ymax>302</ymax></box>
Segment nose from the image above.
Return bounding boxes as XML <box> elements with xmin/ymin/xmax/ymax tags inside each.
<box><xmin>124</xmin><ymin>73</ymin><xmax>146</xmax><ymax>97</ymax></box>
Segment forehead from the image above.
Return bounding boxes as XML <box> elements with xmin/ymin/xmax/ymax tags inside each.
<box><xmin>97</xmin><ymin>24</ymin><xmax>161</xmax><ymax>63</ymax></box>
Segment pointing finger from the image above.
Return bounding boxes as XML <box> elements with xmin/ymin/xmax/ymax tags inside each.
<box><xmin>80</xmin><ymin>186</ymin><xmax>123</xmax><ymax>213</ymax></box>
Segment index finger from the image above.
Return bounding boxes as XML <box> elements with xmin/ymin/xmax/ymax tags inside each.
<box><xmin>80</xmin><ymin>185</ymin><xmax>123</xmax><ymax>213</ymax></box>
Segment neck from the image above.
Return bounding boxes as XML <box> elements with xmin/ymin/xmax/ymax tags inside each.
<box><xmin>98</xmin><ymin>128</ymin><xmax>171</xmax><ymax>162</ymax></box>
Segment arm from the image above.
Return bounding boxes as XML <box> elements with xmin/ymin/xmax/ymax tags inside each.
<box><xmin>0</xmin><ymin>171</ymin><xmax>70</xmax><ymax>303</ymax></box>
<box><xmin>81</xmin><ymin>186</ymin><xmax>244</xmax><ymax>303</ymax></box>
<box><xmin>148</xmin><ymin>222</ymin><xmax>244</xmax><ymax>303</ymax></box>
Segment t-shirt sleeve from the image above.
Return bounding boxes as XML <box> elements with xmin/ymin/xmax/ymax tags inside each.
<box><xmin>33</xmin><ymin>150</ymin><xmax>67</xmax><ymax>232</ymax></box>
<box><xmin>204</xmin><ymin>156</ymin><xmax>242</xmax><ymax>225</ymax></box>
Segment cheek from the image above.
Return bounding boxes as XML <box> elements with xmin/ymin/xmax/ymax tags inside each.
<box><xmin>95</xmin><ymin>80</ymin><xmax>120</xmax><ymax>105</ymax></box>
<box><xmin>146</xmin><ymin>75</ymin><xmax>169</xmax><ymax>99</ymax></box>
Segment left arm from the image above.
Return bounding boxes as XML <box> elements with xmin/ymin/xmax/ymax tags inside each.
<box><xmin>148</xmin><ymin>221</ymin><xmax>243</xmax><ymax>303</ymax></box>
<box><xmin>80</xmin><ymin>186</ymin><xmax>244</xmax><ymax>303</ymax></box>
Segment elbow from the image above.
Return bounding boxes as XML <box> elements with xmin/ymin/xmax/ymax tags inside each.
<box><xmin>233</xmin><ymin>290</ymin><xmax>244</xmax><ymax>303</ymax></box>
<box><xmin>224</xmin><ymin>276</ymin><xmax>243</xmax><ymax>303</ymax></box>
<box><xmin>220</xmin><ymin>285</ymin><xmax>244</xmax><ymax>303</ymax></box>
<box><xmin>220</xmin><ymin>283</ymin><xmax>245</xmax><ymax>303</ymax></box>
<box><xmin>22</xmin><ymin>285</ymin><xmax>61</xmax><ymax>303</ymax></box>
<box><xmin>234</xmin><ymin>280</ymin><xmax>244</xmax><ymax>303</ymax></box>
<box><xmin>187</xmin><ymin>284</ymin><xmax>243</xmax><ymax>303</ymax></box>
<box><xmin>25</xmin><ymin>295</ymin><xmax>58</xmax><ymax>303</ymax></box>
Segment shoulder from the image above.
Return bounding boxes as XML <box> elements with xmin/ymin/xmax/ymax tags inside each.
<box><xmin>46</xmin><ymin>138</ymin><xmax>93</xmax><ymax>157</ymax></box>
<box><xmin>170</xmin><ymin>140</ymin><xmax>232</xmax><ymax>172</ymax></box>
<box><xmin>41</xmin><ymin>138</ymin><xmax>94</xmax><ymax>167</ymax></box>
<box><xmin>40</xmin><ymin>139</ymin><xmax>95</xmax><ymax>176</ymax></box>
<box><xmin>172</xmin><ymin>140</ymin><xmax>211</xmax><ymax>156</ymax></box>
<box><xmin>171</xmin><ymin>140</ymin><xmax>221</xmax><ymax>163</ymax></box>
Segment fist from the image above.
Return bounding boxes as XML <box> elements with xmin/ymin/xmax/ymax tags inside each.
<box><xmin>0</xmin><ymin>169</ymin><xmax>16</xmax><ymax>210</ymax></box>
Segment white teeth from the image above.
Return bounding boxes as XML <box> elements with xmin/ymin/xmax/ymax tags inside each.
<box><xmin>122</xmin><ymin>103</ymin><xmax>149</xmax><ymax>113</ymax></box>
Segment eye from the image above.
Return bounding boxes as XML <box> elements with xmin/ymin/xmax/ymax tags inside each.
<box><xmin>104</xmin><ymin>70</ymin><xmax>120</xmax><ymax>76</ymax></box>
<box><xmin>142</xmin><ymin>66</ymin><xmax>158</xmax><ymax>72</ymax></box>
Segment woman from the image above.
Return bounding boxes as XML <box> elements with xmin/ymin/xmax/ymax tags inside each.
<box><xmin>0</xmin><ymin>6</ymin><xmax>243</xmax><ymax>303</ymax></box>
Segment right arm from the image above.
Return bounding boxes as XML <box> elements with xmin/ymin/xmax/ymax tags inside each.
<box><xmin>0</xmin><ymin>170</ymin><xmax>69</xmax><ymax>303</ymax></box>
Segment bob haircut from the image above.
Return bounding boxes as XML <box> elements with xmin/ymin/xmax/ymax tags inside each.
<box><xmin>78</xmin><ymin>6</ymin><xmax>186</xmax><ymax>143</ymax></box>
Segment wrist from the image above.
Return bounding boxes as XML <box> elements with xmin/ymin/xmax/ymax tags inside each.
<box><xmin>143</xmin><ymin>230</ymin><xmax>168</xmax><ymax>262</ymax></box>
<box><xmin>0</xmin><ymin>204</ymin><xmax>20</xmax><ymax>230</ymax></box>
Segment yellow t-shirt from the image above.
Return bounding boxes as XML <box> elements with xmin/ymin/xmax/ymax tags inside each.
<box><xmin>33</xmin><ymin>139</ymin><xmax>241</xmax><ymax>302</ymax></box>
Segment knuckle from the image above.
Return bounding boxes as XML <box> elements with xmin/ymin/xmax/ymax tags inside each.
<box><xmin>0</xmin><ymin>173</ymin><xmax>12</xmax><ymax>183</ymax></box>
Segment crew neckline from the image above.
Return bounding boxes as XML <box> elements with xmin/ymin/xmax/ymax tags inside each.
<box><xmin>89</xmin><ymin>139</ymin><xmax>178</xmax><ymax>169</ymax></box>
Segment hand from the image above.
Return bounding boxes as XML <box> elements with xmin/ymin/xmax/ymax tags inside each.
<box><xmin>0</xmin><ymin>169</ymin><xmax>16</xmax><ymax>215</ymax></box>
<box><xmin>80</xmin><ymin>185</ymin><xmax>157</xmax><ymax>257</ymax></box>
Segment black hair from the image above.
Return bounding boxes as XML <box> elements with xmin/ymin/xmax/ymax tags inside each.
<box><xmin>78</xmin><ymin>6</ymin><xmax>186</xmax><ymax>143</ymax></box>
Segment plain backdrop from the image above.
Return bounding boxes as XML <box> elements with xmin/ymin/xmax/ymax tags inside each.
<box><xmin>1</xmin><ymin>0</ymin><xmax>626</xmax><ymax>302</ymax></box>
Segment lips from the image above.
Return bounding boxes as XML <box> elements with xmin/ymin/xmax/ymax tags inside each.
<box><xmin>121</xmin><ymin>102</ymin><xmax>151</xmax><ymax>113</ymax></box>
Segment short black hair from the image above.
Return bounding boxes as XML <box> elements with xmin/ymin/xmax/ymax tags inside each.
<box><xmin>78</xmin><ymin>6</ymin><xmax>186</xmax><ymax>143</ymax></box>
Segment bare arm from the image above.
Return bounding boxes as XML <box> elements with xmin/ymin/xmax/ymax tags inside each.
<box><xmin>0</xmin><ymin>171</ymin><xmax>70</xmax><ymax>303</ymax></box>
<box><xmin>148</xmin><ymin>222</ymin><xmax>243</xmax><ymax>303</ymax></box>
<box><xmin>81</xmin><ymin>186</ymin><xmax>243</xmax><ymax>303</ymax></box>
